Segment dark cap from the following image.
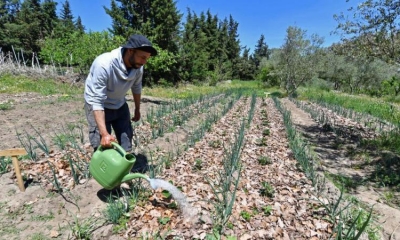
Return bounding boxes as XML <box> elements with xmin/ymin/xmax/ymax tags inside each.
<box><xmin>122</xmin><ymin>34</ymin><xmax>158</xmax><ymax>56</ymax></box>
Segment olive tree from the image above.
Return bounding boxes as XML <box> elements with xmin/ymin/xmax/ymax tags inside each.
<box><xmin>277</xmin><ymin>26</ymin><xmax>324</xmax><ymax>95</ymax></box>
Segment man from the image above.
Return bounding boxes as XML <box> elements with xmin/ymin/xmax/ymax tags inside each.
<box><xmin>84</xmin><ymin>34</ymin><xmax>157</xmax><ymax>153</ymax></box>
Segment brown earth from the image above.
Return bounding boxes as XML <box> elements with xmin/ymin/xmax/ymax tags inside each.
<box><xmin>281</xmin><ymin>98</ymin><xmax>400</xmax><ymax>240</ymax></box>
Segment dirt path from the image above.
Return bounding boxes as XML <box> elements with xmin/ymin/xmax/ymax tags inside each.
<box><xmin>281</xmin><ymin>98</ymin><xmax>400</xmax><ymax>240</ymax></box>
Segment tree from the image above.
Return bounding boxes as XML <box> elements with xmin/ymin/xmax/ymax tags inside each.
<box><xmin>334</xmin><ymin>0</ymin><xmax>400</xmax><ymax>64</ymax></box>
<box><xmin>179</xmin><ymin>9</ymin><xmax>209</xmax><ymax>82</ymax></box>
<box><xmin>58</xmin><ymin>0</ymin><xmax>75</xmax><ymax>34</ymax></box>
<box><xmin>237</xmin><ymin>47</ymin><xmax>256</xmax><ymax>80</ymax></box>
<box><xmin>253</xmin><ymin>34</ymin><xmax>270</xmax><ymax>69</ymax></box>
<box><xmin>104</xmin><ymin>0</ymin><xmax>151</xmax><ymax>37</ymax></box>
<box><xmin>278</xmin><ymin>26</ymin><xmax>324</xmax><ymax>95</ymax></box>
<box><xmin>226</xmin><ymin>15</ymin><xmax>241</xmax><ymax>79</ymax></box>
<box><xmin>41</xmin><ymin>0</ymin><xmax>58</xmax><ymax>37</ymax></box>
<box><xmin>104</xmin><ymin>0</ymin><xmax>181</xmax><ymax>84</ymax></box>
<box><xmin>11</xmin><ymin>0</ymin><xmax>43</xmax><ymax>54</ymax></box>
<box><xmin>0</xmin><ymin>0</ymin><xmax>21</xmax><ymax>52</ymax></box>
<box><xmin>141</xmin><ymin>0</ymin><xmax>181</xmax><ymax>53</ymax></box>
<box><xmin>75</xmin><ymin>16</ymin><xmax>85</xmax><ymax>34</ymax></box>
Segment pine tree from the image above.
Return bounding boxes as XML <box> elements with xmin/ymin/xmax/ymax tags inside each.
<box><xmin>59</xmin><ymin>0</ymin><xmax>75</xmax><ymax>34</ymax></box>
<box><xmin>40</xmin><ymin>0</ymin><xmax>58</xmax><ymax>37</ymax></box>
<box><xmin>142</xmin><ymin>0</ymin><xmax>181</xmax><ymax>53</ymax></box>
<box><xmin>75</xmin><ymin>16</ymin><xmax>85</xmax><ymax>34</ymax></box>
<box><xmin>180</xmin><ymin>9</ymin><xmax>209</xmax><ymax>82</ymax></box>
<box><xmin>0</xmin><ymin>0</ymin><xmax>21</xmax><ymax>52</ymax></box>
<box><xmin>11</xmin><ymin>0</ymin><xmax>43</xmax><ymax>54</ymax></box>
<box><xmin>104</xmin><ymin>0</ymin><xmax>146</xmax><ymax>37</ymax></box>
<box><xmin>253</xmin><ymin>34</ymin><xmax>270</xmax><ymax>69</ymax></box>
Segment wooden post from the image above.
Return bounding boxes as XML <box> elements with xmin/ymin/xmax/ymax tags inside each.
<box><xmin>0</xmin><ymin>148</ymin><xmax>27</xmax><ymax>192</ymax></box>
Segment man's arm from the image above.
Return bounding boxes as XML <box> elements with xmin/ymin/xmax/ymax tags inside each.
<box><xmin>131</xmin><ymin>91</ymin><xmax>141</xmax><ymax>122</ymax></box>
<box><xmin>93</xmin><ymin>110</ymin><xmax>116</xmax><ymax>147</ymax></box>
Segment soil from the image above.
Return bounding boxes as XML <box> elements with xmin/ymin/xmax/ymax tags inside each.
<box><xmin>281</xmin><ymin>98</ymin><xmax>400</xmax><ymax>240</ymax></box>
<box><xmin>0</xmin><ymin>92</ymin><xmax>399</xmax><ymax>239</ymax></box>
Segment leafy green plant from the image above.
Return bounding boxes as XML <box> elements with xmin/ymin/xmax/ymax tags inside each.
<box><xmin>262</xmin><ymin>205</ymin><xmax>273</xmax><ymax>216</ymax></box>
<box><xmin>161</xmin><ymin>189</ymin><xmax>172</xmax><ymax>200</ymax></box>
<box><xmin>193</xmin><ymin>158</ymin><xmax>203</xmax><ymax>170</ymax></box>
<box><xmin>0</xmin><ymin>100</ymin><xmax>14</xmax><ymax>110</ymax></box>
<box><xmin>259</xmin><ymin>181</ymin><xmax>275</xmax><ymax>198</ymax></box>
<box><xmin>68</xmin><ymin>216</ymin><xmax>99</xmax><ymax>240</ymax></box>
<box><xmin>262</xmin><ymin>128</ymin><xmax>270</xmax><ymax>136</ymax></box>
<box><xmin>0</xmin><ymin>156</ymin><xmax>11</xmax><ymax>174</ymax></box>
<box><xmin>240</xmin><ymin>211</ymin><xmax>252</xmax><ymax>222</ymax></box>
<box><xmin>103</xmin><ymin>196</ymin><xmax>127</xmax><ymax>224</ymax></box>
<box><xmin>262</xmin><ymin>120</ymin><xmax>270</xmax><ymax>126</ymax></box>
<box><xmin>257</xmin><ymin>156</ymin><xmax>272</xmax><ymax>165</ymax></box>
<box><xmin>158</xmin><ymin>217</ymin><xmax>170</xmax><ymax>225</ymax></box>
<box><xmin>255</xmin><ymin>137</ymin><xmax>268</xmax><ymax>146</ymax></box>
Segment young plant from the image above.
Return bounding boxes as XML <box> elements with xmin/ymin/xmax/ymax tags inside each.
<box><xmin>257</xmin><ymin>156</ymin><xmax>272</xmax><ymax>165</ymax></box>
<box><xmin>240</xmin><ymin>210</ymin><xmax>252</xmax><ymax>222</ymax></box>
<box><xmin>262</xmin><ymin>128</ymin><xmax>270</xmax><ymax>136</ymax></box>
<box><xmin>259</xmin><ymin>181</ymin><xmax>275</xmax><ymax>198</ymax></box>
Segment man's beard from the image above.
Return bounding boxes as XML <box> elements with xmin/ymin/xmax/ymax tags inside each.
<box><xmin>129</xmin><ymin>56</ymin><xmax>142</xmax><ymax>69</ymax></box>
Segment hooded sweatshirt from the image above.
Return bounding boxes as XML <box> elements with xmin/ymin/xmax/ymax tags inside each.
<box><xmin>84</xmin><ymin>47</ymin><xmax>143</xmax><ymax>111</ymax></box>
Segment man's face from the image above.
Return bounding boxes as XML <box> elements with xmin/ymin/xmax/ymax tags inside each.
<box><xmin>128</xmin><ymin>49</ymin><xmax>151</xmax><ymax>69</ymax></box>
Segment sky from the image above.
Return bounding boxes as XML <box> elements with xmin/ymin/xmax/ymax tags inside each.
<box><xmin>61</xmin><ymin>0</ymin><xmax>355</xmax><ymax>52</ymax></box>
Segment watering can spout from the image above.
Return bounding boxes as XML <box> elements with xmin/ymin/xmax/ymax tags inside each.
<box><xmin>121</xmin><ymin>173</ymin><xmax>149</xmax><ymax>183</ymax></box>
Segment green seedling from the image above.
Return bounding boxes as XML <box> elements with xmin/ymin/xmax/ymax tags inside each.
<box><xmin>240</xmin><ymin>211</ymin><xmax>252</xmax><ymax>222</ymax></box>
<box><xmin>194</xmin><ymin>158</ymin><xmax>202</xmax><ymax>170</ymax></box>
<box><xmin>209</xmin><ymin>140</ymin><xmax>222</xmax><ymax>148</ymax></box>
<box><xmin>161</xmin><ymin>190</ymin><xmax>172</xmax><ymax>199</ymax></box>
<box><xmin>260</xmin><ymin>181</ymin><xmax>274</xmax><ymax>198</ymax></box>
<box><xmin>262</xmin><ymin>205</ymin><xmax>273</xmax><ymax>216</ymax></box>
<box><xmin>158</xmin><ymin>217</ymin><xmax>170</xmax><ymax>225</ymax></box>
<box><xmin>262</xmin><ymin>128</ymin><xmax>270</xmax><ymax>136</ymax></box>
<box><xmin>258</xmin><ymin>156</ymin><xmax>272</xmax><ymax>165</ymax></box>
<box><xmin>262</xmin><ymin>120</ymin><xmax>269</xmax><ymax>126</ymax></box>
<box><xmin>255</xmin><ymin>137</ymin><xmax>268</xmax><ymax>146</ymax></box>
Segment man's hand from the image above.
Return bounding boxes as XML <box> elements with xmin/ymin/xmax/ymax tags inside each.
<box><xmin>131</xmin><ymin>108</ymin><xmax>141</xmax><ymax>122</ymax></box>
<box><xmin>100</xmin><ymin>133</ymin><xmax>117</xmax><ymax>148</ymax></box>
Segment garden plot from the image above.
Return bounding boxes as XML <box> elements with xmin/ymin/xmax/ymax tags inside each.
<box><xmin>282</xmin><ymin>98</ymin><xmax>400</xmax><ymax>240</ymax></box>
<box><xmin>0</xmin><ymin>92</ymin><xmax>378</xmax><ymax>239</ymax></box>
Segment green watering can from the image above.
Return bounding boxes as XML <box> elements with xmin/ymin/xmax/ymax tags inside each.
<box><xmin>89</xmin><ymin>142</ymin><xmax>149</xmax><ymax>190</ymax></box>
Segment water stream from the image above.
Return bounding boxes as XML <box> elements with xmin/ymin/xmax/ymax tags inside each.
<box><xmin>148</xmin><ymin>178</ymin><xmax>197</xmax><ymax>220</ymax></box>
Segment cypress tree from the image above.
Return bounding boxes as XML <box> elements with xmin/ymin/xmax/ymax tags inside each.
<box><xmin>253</xmin><ymin>34</ymin><xmax>270</xmax><ymax>68</ymax></box>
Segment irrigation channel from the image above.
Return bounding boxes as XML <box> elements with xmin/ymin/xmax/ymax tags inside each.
<box><xmin>0</xmin><ymin>90</ymin><xmax>392</xmax><ymax>239</ymax></box>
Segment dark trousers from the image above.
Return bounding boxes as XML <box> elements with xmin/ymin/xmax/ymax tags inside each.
<box><xmin>85</xmin><ymin>102</ymin><xmax>133</xmax><ymax>152</ymax></box>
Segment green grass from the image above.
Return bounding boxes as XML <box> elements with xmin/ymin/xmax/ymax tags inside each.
<box><xmin>0</xmin><ymin>74</ymin><xmax>280</xmax><ymax>102</ymax></box>
<box><xmin>0</xmin><ymin>73</ymin><xmax>82</xmax><ymax>95</ymax></box>
<box><xmin>0</xmin><ymin>100</ymin><xmax>14</xmax><ymax>110</ymax></box>
<box><xmin>325</xmin><ymin>172</ymin><xmax>364</xmax><ymax>192</ymax></box>
<box><xmin>142</xmin><ymin>80</ymin><xmax>273</xmax><ymax>99</ymax></box>
<box><xmin>299</xmin><ymin>87</ymin><xmax>400</xmax><ymax>125</ymax></box>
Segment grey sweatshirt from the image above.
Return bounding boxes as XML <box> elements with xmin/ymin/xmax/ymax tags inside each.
<box><xmin>84</xmin><ymin>47</ymin><xmax>143</xmax><ymax>111</ymax></box>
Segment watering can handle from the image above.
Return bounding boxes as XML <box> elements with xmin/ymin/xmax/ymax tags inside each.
<box><xmin>97</xmin><ymin>142</ymin><xmax>127</xmax><ymax>156</ymax></box>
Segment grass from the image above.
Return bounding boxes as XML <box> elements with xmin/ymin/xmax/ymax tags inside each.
<box><xmin>142</xmin><ymin>80</ymin><xmax>271</xmax><ymax>99</ymax></box>
<box><xmin>31</xmin><ymin>212</ymin><xmax>55</xmax><ymax>222</ymax></box>
<box><xmin>0</xmin><ymin>73</ymin><xmax>82</xmax><ymax>95</ymax></box>
<box><xmin>0</xmin><ymin>156</ymin><xmax>11</xmax><ymax>174</ymax></box>
<box><xmin>0</xmin><ymin>100</ymin><xmax>14</xmax><ymax>110</ymax></box>
<box><xmin>298</xmin><ymin>87</ymin><xmax>400</xmax><ymax>125</ymax></box>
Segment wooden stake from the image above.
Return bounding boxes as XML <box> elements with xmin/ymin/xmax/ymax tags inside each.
<box><xmin>0</xmin><ymin>148</ymin><xmax>27</xmax><ymax>192</ymax></box>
